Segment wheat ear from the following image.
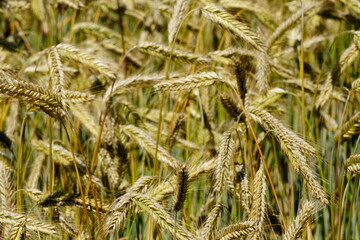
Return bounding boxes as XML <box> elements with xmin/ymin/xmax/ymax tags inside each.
<box><xmin>119</xmin><ymin>125</ymin><xmax>181</xmax><ymax>169</ymax></box>
<box><xmin>202</xmin><ymin>5</ymin><xmax>264</xmax><ymax>52</ymax></box>
<box><xmin>104</xmin><ymin>176</ymin><xmax>157</xmax><ymax>234</ymax></box>
<box><xmin>103</xmin><ymin>73</ymin><xmax>169</xmax><ymax>103</ymax></box>
<box><xmin>215</xmin><ymin>221</ymin><xmax>257</xmax><ymax>240</ymax></box>
<box><xmin>266</xmin><ymin>1</ymin><xmax>324</xmax><ymax>48</ymax></box>
<box><xmin>172</xmin><ymin>164</ymin><xmax>189</xmax><ymax>212</ymax></box>
<box><xmin>153</xmin><ymin>72</ymin><xmax>222</xmax><ymax>92</ymax></box>
<box><xmin>56</xmin><ymin>0</ymin><xmax>84</xmax><ymax>9</ymax></box>
<box><xmin>334</xmin><ymin>112</ymin><xmax>360</xmax><ymax>142</ymax></box>
<box><xmin>168</xmin><ymin>0</ymin><xmax>189</xmax><ymax>44</ymax></box>
<box><xmin>56</xmin><ymin>43</ymin><xmax>116</xmax><ymax>79</ymax></box>
<box><xmin>138</xmin><ymin>41</ymin><xmax>211</xmax><ymax>64</ymax></box>
<box><xmin>340</xmin><ymin>0</ymin><xmax>360</xmax><ymax>16</ymax></box>
<box><xmin>64</xmin><ymin>90</ymin><xmax>95</xmax><ymax>104</ymax></box>
<box><xmin>0</xmin><ymin>71</ymin><xmax>66</xmax><ymax>118</ymax></box>
<box><xmin>213</xmin><ymin>130</ymin><xmax>234</xmax><ymax>198</ymax></box>
<box><xmin>0</xmin><ymin>210</ymin><xmax>57</xmax><ymax>236</ymax></box>
<box><xmin>283</xmin><ymin>201</ymin><xmax>317</xmax><ymax>240</ymax></box>
<box><xmin>0</xmin><ymin>163</ymin><xmax>15</xmax><ymax>211</ymax></box>
<box><xmin>200</xmin><ymin>203</ymin><xmax>223</xmax><ymax>240</ymax></box>
<box><xmin>345</xmin><ymin>155</ymin><xmax>360</xmax><ymax>174</ymax></box>
<box><xmin>249</xmin><ymin>107</ymin><xmax>328</xmax><ymax>205</ymax></box>
<box><xmin>130</xmin><ymin>192</ymin><xmax>196</xmax><ymax>240</ymax></box>
<box><xmin>316</xmin><ymin>38</ymin><xmax>360</xmax><ymax>108</ymax></box>
<box><xmin>48</xmin><ymin>46</ymin><xmax>65</xmax><ymax>100</ymax></box>
<box><xmin>73</xmin><ymin>22</ymin><xmax>122</xmax><ymax>40</ymax></box>
<box><xmin>248</xmin><ymin>165</ymin><xmax>267</xmax><ymax>239</ymax></box>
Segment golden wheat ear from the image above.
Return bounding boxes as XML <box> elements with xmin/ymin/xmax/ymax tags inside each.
<box><xmin>72</xmin><ymin>22</ymin><xmax>122</xmax><ymax>40</ymax></box>
<box><xmin>153</xmin><ymin>72</ymin><xmax>222</xmax><ymax>93</ymax></box>
<box><xmin>266</xmin><ymin>1</ymin><xmax>324</xmax><ymax>49</ymax></box>
<box><xmin>199</xmin><ymin>203</ymin><xmax>223</xmax><ymax>240</ymax></box>
<box><xmin>283</xmin><ymin>201</ymin><xmax>317</xmax><ymax>240</ymax></box>
<box><xmin>0</xmin><ymin>70</ymin><xmax>66</xmax><ymax>118</ymax></box>
<box><xmin>345</xmin><ymin>155</ymin><xmax>360</xmax><ymax>174</ymax></box>
<box><xmin>247</xmin><ymin>165</ymin><xmax>267</xmax><ymax>239</ymax></box>
<box><xmin>118</xmin><ymin>124</ymin><xmax>181</xmax><ymax>169</ymax></box>
<box><xmin>215</xmin><ymin>221</ymin><xmax>257</xmax><ymax>240</ymax></box>
<box><xmin>213</xmin><ymin>130</ymin><xmax>234</xmax><ymax>198</ymax></box>
<box><xmin>138</xmin><ymin>41</ymin><xmax>212</xmax><ymax>65</ymax></box>
<box><xmin>168</xmin><ymin>0</ymin><xmax>189</xmax><ymax>44</ymax></box>
<box><xmin>130</xmin><ymin>192</ymin><xmax>196</xmax><ymax>240</ymax></box>
<box><xmin>334</xmin><ymin>112</ymin><xmax>360</xmax><ymax>143</ymax></box>
<box><xmin>48</xmin><ymin>46</ymin><xmax>65</xmax><ymax>100</ymax></box>
<box><xmin>316</xmin><ymin>35</ymin><xmax>360</xmax><ymax>108</ymax></box>
<box><xmin>202</xmin><ymin>5</ymin><xmax>264</xmax><ymax>52</ymax></box>
<box><xmin>249</xmin><ymin>107</ymin><xmax>329</xmax><ymax>205</ymax></box>
<box><xmin>56</xmin><ymin>43</ymin><xmax>116</xmax><ymax>79</ymax></box>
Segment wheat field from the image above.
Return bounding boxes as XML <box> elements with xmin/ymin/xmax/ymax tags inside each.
<box><xmin>0</xmin><ymin>0</ymin><xmax>359</xmax><ymax>239</ymax></box>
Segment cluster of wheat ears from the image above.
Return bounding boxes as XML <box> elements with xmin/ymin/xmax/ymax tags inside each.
<box><xmin>0</xmin><ymin>0</ymin><xmax>359</xmax><ymax>239</ymax></box>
